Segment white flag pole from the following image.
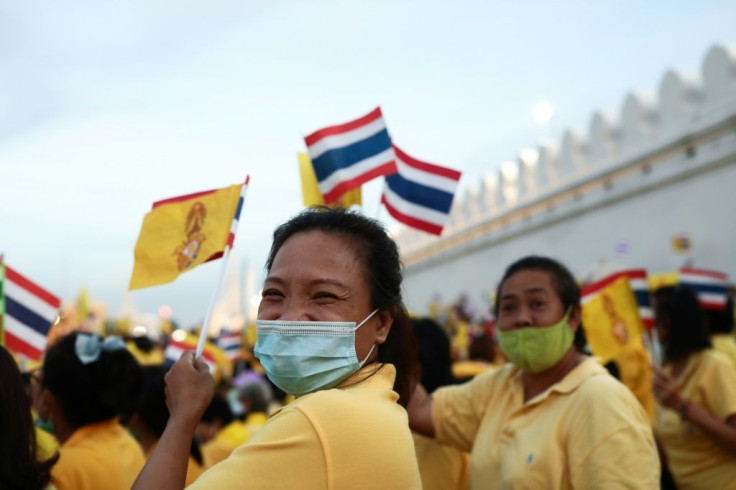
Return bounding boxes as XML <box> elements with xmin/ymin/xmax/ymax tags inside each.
<box><xmin>195</xmin><ymin>176</ymin><xmax>250</xmax><ymax>358</ymax></box>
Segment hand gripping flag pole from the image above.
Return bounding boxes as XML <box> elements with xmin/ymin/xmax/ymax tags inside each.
<box><xmin>195</xmin><ymin>176</ymin><xmax>250</xmax><ymax>359</ymax></box>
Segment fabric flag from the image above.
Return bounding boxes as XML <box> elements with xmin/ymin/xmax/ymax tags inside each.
<box><xmin>381</xmin><ymin>145</ymin><xmax>462</xmax><ymax>235</ymax></box>
<box><xmin>1</xmin><ymin>263</ymin><xmax>61</xmax><ymax>361</ymax></box>
<box><xmin>298</xmin><ymin>153</ymin><xmax>362</xmax><ymax>208</ymax></box>
<box><xmin>129</xmin><ymin>183</ymin><xmax>244</xmax><ymax>291</ymax></box>
<box><xmin>217</xmin><ymin>329</ymin><xmax>243</xmax><ymax>362</ymax></box>
<box><xmin>164</xmin><ymin>332</ymin><xmax>231</xmax><ymax>381</ymax></box>
<box><xmin>679</xmin><ymin>268</ymin><xmax>729</xmax><ymax>310</ymax></box>
<box><xmin>305</xmin><ymin>107</ymin><xmax>397</xmax><ymax>204</ymax></box>
<box><xmin>581</xmin><ymin>272</ymin><xmax>649</xmax><ymax>364</ymax></box>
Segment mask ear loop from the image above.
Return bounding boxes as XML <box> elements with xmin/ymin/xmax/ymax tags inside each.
<box><xmin>354</xmin><ymin>308</ymin><xmax>380</xmax><ymax>367</ymax></box>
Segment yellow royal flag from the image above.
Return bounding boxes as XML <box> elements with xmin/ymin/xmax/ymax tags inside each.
<box><xmin>129</xmin><ymin>185</ymin><xmax>241</xmax><ymax>291</ymax></box>
<box><xmin>298</xmin><ymin>152</ymin><xmax>361</xmax><ymax>208</ymax></box>
<box><xmin>582</xmin><ymin>276</ymin><xmax>645</xmax><ymax>364</ymax></box>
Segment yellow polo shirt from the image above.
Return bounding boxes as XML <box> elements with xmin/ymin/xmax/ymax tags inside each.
<box><xmin>201</xmin><ymin>420</ymin><xmax>250</xmax><ymax>468</ymax></box>
<box><xmin>189</xmin><ymin>364</ymin><xmax>420</xmax><ymax>489</ymax></box>
<box><xmin>432</xmin><ymin>357</ymin><xmax>659</xmax><ymax>489</ymax></box>
<box><xmin>711</xmin><ymin>334</ymin><xmax>736</xmax><ymax>365</ymax></box>
<box><xmin>654</xmin><ymin>349</ymin><xmax>736</xmax><ymax>489</ymax></box>
<box><xmin>615</xmin><ymin>342</ymin><xmax>656</xmax><ymax>420</ymax></box>
<box><xmin>413</xmin><ymin>432</ymin><xmax>470</xmax><ymax>490</ymax></box>
<box><xmin>51</xmin><ymin>419</ymin><xmax>146</xmax><ymax>490</ymax></box>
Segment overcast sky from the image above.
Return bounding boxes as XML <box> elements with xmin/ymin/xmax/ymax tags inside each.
<box><xmin>1</xmin><ymin>0</ymin><xmax>734</xmax><ymax>326</ymax></box>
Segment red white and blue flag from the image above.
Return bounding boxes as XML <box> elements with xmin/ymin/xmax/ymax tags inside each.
<box><xmin>305</xmin><ymin>107</ymin><xmax>397</xmax><ymax>204</ymax></box>
<box><xmin>679</xmin><ymin>268</ymin><xmax>728</xmax><ymax>310</ymax></box>
<box><xmin>217</xmin><ymin>329</ymin><xmax>242</xmax><ymax>361</ymax></box>
<box><xmin>164</xmin><ymin>336</ymin><xmax>218</xmax><ymax>374</ymax></box>
<box><xmin>581</xmin><ymin>269</ymin><xmax>655</xmax><ymax>329</ymax></box>
<box><xmin>381</xmin><ymin>145</ymin><xmax>462</xmax><ymax>236</ymax></box>
<box><xmin>1</xmin><ymin>264</ymin><xmax>61</xmax><ymax>361</ymax></box>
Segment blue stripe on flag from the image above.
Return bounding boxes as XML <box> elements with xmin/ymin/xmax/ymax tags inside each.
<box><xmin>680</xmin><ymin>283</ymin><xmax>727</xmax><ymax>294</ymax></box>
<box><xmin>385</xmin><ymin>173</ymin><xmax>455</xmax><ymax>213</ymax></box>
<box><xmin>312</xmin><ymin>129</ymin><xmax>392</xmax><ymax>181</ymax></box>
<box><xmin>234</xmin><ymin>196</ymin><xmax>244</xmax><ymax>221</ymax></box>
<box><xmin>5</xmin><ymin>296</ymin><xmax>52</xmax><ymax>336</ymax></box>
<box><xmin>633</xmin><ymin>290</ymin><xmax>651</xmax><ymax>307</ymax></box>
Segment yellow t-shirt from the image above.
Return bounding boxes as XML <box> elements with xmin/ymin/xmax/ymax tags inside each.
<box><xmin>413</xmin><ymin>432</ymin><xmax>470</xmax><ymax>490</ymax></box>
<box><xmin>243</xmin><ymin>411</ymin><xmax>268</xmax><ymax>435</ymax></box>
<box><xmin>654</xmin><ymin>349</ymin><xmax>736</xmax><ymax>489</ymax></box>
<box><xmin>201</xmin><ymin>420</ymin><xmax>250</xmax><ymax>469</ymax></box>
<box><xmin>51</xmin><ymin>419</ymin><xmax>146</xmax><ymax>490</ymax></box>
<box><xmin>711</xmin><ymin>334</ymin><xmax>736</xmax><ymax>366</ymax></box>
<box><xmin>189</xmin><ymin>364</ymin><xmax>420</xmax><ymax>489</ymax></box>
<box><xmin>432</xmin><ymin>358</ymin><xmax>659</xmax><ymax>490</ymax></box>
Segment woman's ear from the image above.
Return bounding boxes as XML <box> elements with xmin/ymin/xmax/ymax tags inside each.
<box><xmin>374</xmin><ymin>308</ymin><xmax>395</xmax><ymax>345</ymax></box>
<box><xmin>568</xmin><ymin>304</ymin><xmax>582</xmax><ymax>332</ymax></box>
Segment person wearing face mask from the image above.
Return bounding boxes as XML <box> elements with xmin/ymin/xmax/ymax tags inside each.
<box><xmin>407</xmin><ymin>256</ymin><xmax>660</xmax><ymax>489</ymax></box>
<box><xmin>133</xmin><ymin>207</ymin><xmax>421</xmax><ymax>490</ymax></box>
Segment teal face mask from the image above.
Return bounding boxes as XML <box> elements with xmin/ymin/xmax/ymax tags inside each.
<box><xmin>254</xmin><ymin>310</ymin><xmax>378</xmax><ymax>396</ymax></box>
<box><xmin>498</xmin><ymin>308</ymin><xmax>574</xmax><ymax>373</ymax></box>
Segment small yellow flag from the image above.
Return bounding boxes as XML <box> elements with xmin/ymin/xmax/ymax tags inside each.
<box><xmin>581</xmin><ymin>276</ymin><xmax>645</xmax><ymax>364</ymax></box>
<box><xmin>129</xmin><ymin>185</ymin><xmax>241</xmax><ymax>291</ymax></box>
<box><xmin>298</xmin><ymin>153</ymin><xmax>361</xmax><ymax>208</ymax></box>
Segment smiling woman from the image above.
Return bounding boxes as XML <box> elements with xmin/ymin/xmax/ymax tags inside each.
<box><xmin>133</xmin><ymin>207</ymin><xmax>421</xmax><ymax>490</ymax></box>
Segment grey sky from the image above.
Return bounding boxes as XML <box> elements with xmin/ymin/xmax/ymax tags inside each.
<box><xmin>1</xmin><ymin>0</ymin><xmax>734</xmax><ymax>326</ymax></box>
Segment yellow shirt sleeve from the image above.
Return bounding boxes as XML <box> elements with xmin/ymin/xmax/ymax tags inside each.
<box><xmin>698</xmin><ymin>351</ymin><xmax>736</xmax><ymax>421</ymax></box>
<box><xmin>565</xmin><ymin>374</ymin><xmax>660</xmax><ymax>489</ymax></box>
<box><xmin>188</xmin><ymin>407</ymin><xmax>326</xmax><ymax>488</ymax></box>
<box><xmin>431</xmin><ymin>368</ymin><xmax>502</xmax><ymax>452</ymax></box>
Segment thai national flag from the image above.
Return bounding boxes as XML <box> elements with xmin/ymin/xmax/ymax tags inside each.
<box><xmin>164</xmin><ymin>336</ymin><xmax>218</xmax><ymax>374</ymax></box>
<box><xmin>1</xmin><ymin>265</ymin><xmax>61</xmax><ymax>361</ymax></box>
<box><xmin>305</xmin><ymin>107</ymin><xmax>397</xmax><ymax>204</ymax></box>
<box><xmin>381</xmin><ymin>145</ymin><xmax>462</xmax><ymax>236</ymax></box>
<box><xmin>581</xmin><ymin>269</ymin><xmax>655</xmax><ymax>329</ymax></box>
<box><xmin>217</xmin><ymin>329</ymin><xmax>242</xmax><ymax>361</ymax></box>
<box><xmin>679</xmin><ymin>268</ymin><xmax>728</xmax><ymax>310</ymax></box>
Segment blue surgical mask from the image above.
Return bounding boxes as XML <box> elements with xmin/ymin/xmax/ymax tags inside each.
<box><xmin>254</xmin><ymin>309</ymin><xmax>378</xmax><ymax>396</ymax></box>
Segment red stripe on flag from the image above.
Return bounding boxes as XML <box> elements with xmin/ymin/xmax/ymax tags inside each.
<box><xmin>305</xmin><ymin>108</ymin><xmax>383</xmax><ymax>147</ymax></box>
<box><xmin>5</xmin><ymin>333</ymin><xmax>43</xmax><ymax>361</ymax></box>
<box><xmin>381</xmin><ymin>195</ymin><xmax>443</xmax><ymax>235</ymax></box>
<box><xmin>393</xmin><ymin>145</ymin><xmax>462</xmax><ymax>180</ymax></box>
<box><xmin>152</xmin><ymin>189</ymin><xmax>219</xmax><ymax>209</ymax></box>
<box><xmin>322</xmin><ymin>161</ymin><xmax>397</xmax><ymax>204</ymax></box>
<box><xmin>680</xmin><ymin>268</ymin><xmax>728</xmax><ymax>280</ymax></box>
<box><xmin>226</xmin><ymin>232</ymin><xmax>235</xmax><ymax>248</ymax></box>
<box><xmin>581</xmin><ymin>271</ymin><xmax>633</xmax><ymax>297</ymax></box>
<box><xmin>5</xmin><ymin>267</ymin><xmax>61</xmax><ymax>308</ymax></box>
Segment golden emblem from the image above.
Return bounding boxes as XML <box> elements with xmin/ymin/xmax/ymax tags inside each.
<box><xmin>174</xmin><ymin>202</ymin><xmax>207</xmax><ymax>271</ymax></box>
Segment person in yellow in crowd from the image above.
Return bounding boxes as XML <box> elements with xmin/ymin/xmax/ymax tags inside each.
<box><xmin>613</xmin><ymin>340</ymin><xmax>656</xmax><ymax>420</ymax></box>
<box><xmin>411</xmin><ymin>317</ymin><xmax>470</xmax><ymax>490</ymax></box>
<box><xmin>407</xmin><ymin>256</ymin><xmax>660</xmax><ymax>489</ymax></box>
<box><xmin>235</xmin><ymin>378</ymin><xmax>272</xmax><ymax>437</ymax></box>
<box><xmin>133</xmin><ymin>207</ymin><xmax>421</xmax><ymax>489</ymax></box>
<box><xmin>128</xmin><ymin>366</ymin><xmax>204</xmax><ymax>486</ymax></box>
<box><xmin>35</xmin><ymin>332</ymin><xmax>146</xmax><ymax>490</ymax></box>
<box><xmin>0</xmin><ymin>346</ymin><xmax>58</xmax><ymax>490</ymax></box>
<box><xmin>705</xmin><ymin>295</ymin><xmax>736</xmax><ymax>365</ymax></box>
<box><xmin>651</xmin><ymin>286</ymin><xmax>736</xmax><ymax>489</ymax></box>
<box><xmin>195</xmin><ymin>393</ymin><xmax>249</xmax><ymax>468</ymax></box>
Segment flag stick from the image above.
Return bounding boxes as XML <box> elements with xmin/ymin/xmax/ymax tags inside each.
<box><xmin>195</xmin><ymin>176</ymin><xmax>250</xmax><ymax>358</ymax></box>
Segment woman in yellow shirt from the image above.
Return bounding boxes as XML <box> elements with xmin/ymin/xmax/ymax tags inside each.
<box><xmin>134</xmin><ymin>207</ymin><xmax>421</xmax><ymax>489</ymax></box>
<box><xmin>652</xmin><ymin>287</ymin><xmax>736</xmax><ymax>489</ymax></box>
<box><xmin>36</xmin><ymin>332</ymin><xmax>146</xmax><ymax>490</ymax></box>
<box><xmin>407</xmin><ymin>256</ymin><xmax>660</xmax><ymax>489</ymax></box>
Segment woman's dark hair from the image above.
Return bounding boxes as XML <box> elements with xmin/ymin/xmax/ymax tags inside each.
<box><xmin>266</xmin><ymin>206</ymin><xmax>418</xmax><ymax>406</ymax></box>
<box><xmin>654</xmin><ymin>286</ymin><xmax>711</xmax><ymax>363</ymax></box>
<box><xmin>411</xmin><ymin>317</ymin><xmax>456</xmax><ymax>393</ymax></box>
<box><xmin>201</xmin><ymin>393</ymin><xmax>234</xmax><ymax>426</ymax></box>
<box><xmin>704</xmin><ymin>296</ymin><xmax>734</xmax><ymax>335</ymax></box>
<box><xmin>493</xmin><ymin>255</ymin><xmax>580</xmax><ymax>316</ymax></box>
<box><xmin>0</xmin><ymin>346</ymin><xmax>58</xmax><ymax>490</ymax></box>
<box><xmin>42</xmin><ymin>332</ymin><xmax>143</xmax><ymax>429</ymax></box>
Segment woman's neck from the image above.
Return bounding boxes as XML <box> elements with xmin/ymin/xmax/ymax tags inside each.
<box><xmin>51</xmin><ymin>412</ymin><xmax>75</xmax><ymax>445</ymax></box>
<box><xmin>521</xmin><ymin>348</ymin><xmax>584</xmax><ymax>403</ymax></box>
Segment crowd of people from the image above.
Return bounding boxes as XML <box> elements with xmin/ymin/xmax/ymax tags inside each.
<box><xmin>1</xmin><ymin>206</ymin><xmax>735</xmax><ymax>489</ymax></box>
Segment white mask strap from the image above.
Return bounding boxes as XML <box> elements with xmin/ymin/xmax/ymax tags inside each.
<box><xmin>359</xmin><ymin>343</ymin><xmax>377</xmax><ymax>367</ymax></box>
<box><xmin>354</xmin><ymin>308</ymin><xmax>379</xmax><ymax>331</ymax></box>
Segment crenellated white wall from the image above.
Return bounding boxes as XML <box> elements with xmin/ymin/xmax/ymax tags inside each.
<box><xmin>395</xmin><ymin>44</ymin><xmax>736</xmax><ymax>315</ymax></box>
